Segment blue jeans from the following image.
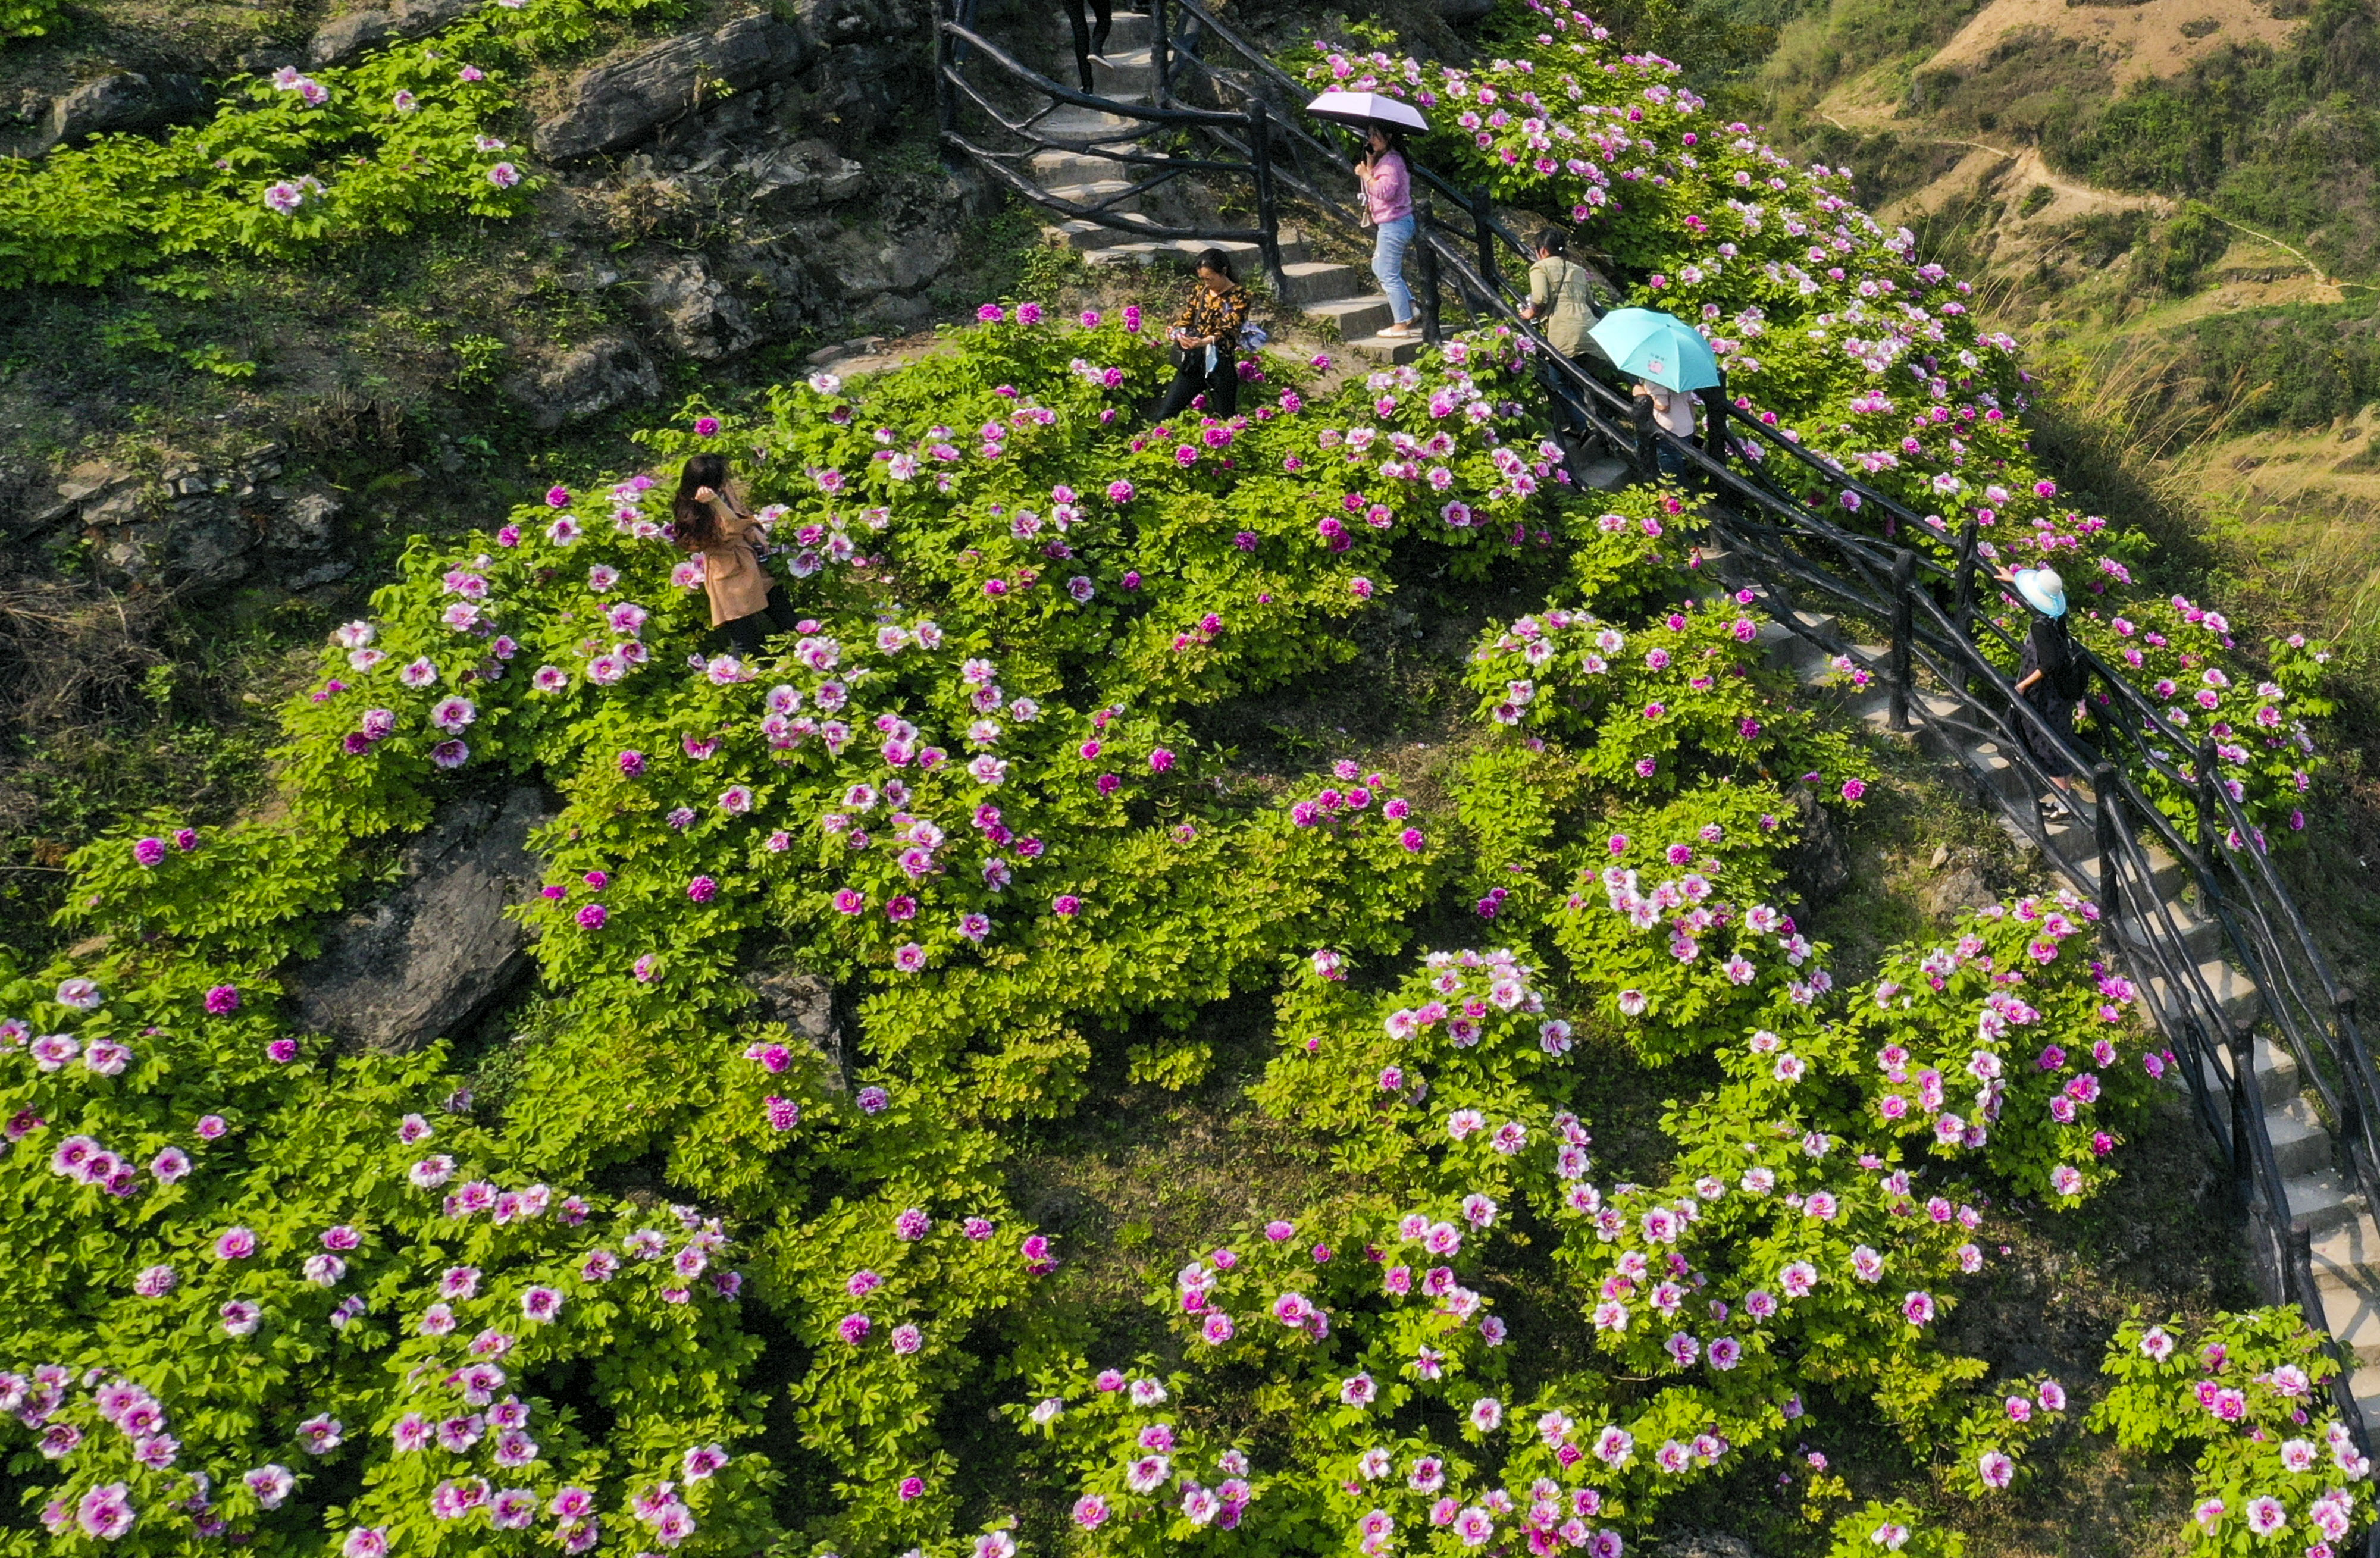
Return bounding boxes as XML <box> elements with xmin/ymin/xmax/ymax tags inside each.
<box><xmin>1371</xmin><ymin>214</ymin><xmax>1416</xmax><ymax>325</ymax></box>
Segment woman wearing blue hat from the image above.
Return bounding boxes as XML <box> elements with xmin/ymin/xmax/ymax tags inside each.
<box><xmin>1994</xmin><ymin>563</ymin><xmax>2093</xmax><ymax>813</ymax></box>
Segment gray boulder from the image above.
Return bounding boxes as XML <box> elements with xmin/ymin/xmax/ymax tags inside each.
<box><xmin>306</xmin><ymin>0</ymin><xmax>478</xmax><ymax>66</ymax></box>
<box><xmin>748</xmin><ymin>966</ymin><xmax>846</xmax><ymax>1086</ymax></box>
<box><xmin>506</xmin><ymin>334</ymin><xmax>661</xmax><ymax>428</ymax></box>
<box><xmin>270</xmin><ymin>487</ymin><xmax>341</xmax><ymax>553</ymax></box>
<box><xmin>535</xmin><ymin>14</ymin><xmax>813</xmax><ymax>161</ymax></box>
<box><xmin>1783</xmin><ymin>784</ymin><xmax>1852</xmax><ymax>904</ymax></box>
<box><xmin>791</xmin><ymin>0</ymin><xmax>928</xmax><ymax>43</ymax></box>
<box><xmin>290</xmin><ymin>786</ymin><xmax>555</xmax><ymax>1054</ymax></box>
<box><xmin>1654</xmin><ymin>1537</ymin><xmax>1762</xmax><ymax>1558</ymax></box>
<box><xmin>644</xmin><ymin>257</ymin><xmax>760</xmax><ymax>359</ymax></box>
<box><xmin>44</xmin><ymin>72</ymin><xmax>207</xmax><ymax>148</ymax></box>
<box><xmin>743</xmin><ymin>137</ymin><xmax>867</xmax><ymax>207</ymax></box>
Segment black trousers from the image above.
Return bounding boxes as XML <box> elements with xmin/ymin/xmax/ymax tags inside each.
<box><xmin>720</xmin><ymin>585</ymin><xmax>799</xmax><ymax>654</ymax></box>
<box><xmin>1061</xmin><ymin>0</ymin><xmax>1114</xmax><ymax>92</ymax></box>
<box><xmin>1154</xmin><ymin>349</ymin><xmax>1238</xmax><ymax>422</ymax></box>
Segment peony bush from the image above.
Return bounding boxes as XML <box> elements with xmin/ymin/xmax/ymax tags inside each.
<box><xmin>1</xmin><ymin>290</ymin><xmax>2361</xmax><ymax>1553</ymax></box>
<box><xmin>0</xmin><ymin>0</ymin><xmax>684</xmax><ymax>290</ymax></box>
<box><xmin>1302</xmin><ymin>1</ymin><xmax>2334</xmax><ymax>845</ymax></box>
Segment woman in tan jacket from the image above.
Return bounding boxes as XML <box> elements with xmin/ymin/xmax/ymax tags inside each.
<box><xmin>671</xmin><ymin>453</ymin><xmax>795</xmax><ymax>653</ymax></box>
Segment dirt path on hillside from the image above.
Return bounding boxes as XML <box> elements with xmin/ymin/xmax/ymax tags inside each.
<box><xmin>1925</xmin><ymin>0</ymin><xmax>2298</xmax><ymax>85</ymax></box>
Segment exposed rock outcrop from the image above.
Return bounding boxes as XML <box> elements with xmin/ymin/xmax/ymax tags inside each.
<box><xmin>1783</xmin><ymin>784</ymin><xmax>1852</xmax><ymax>904</ymax></box>
<box><xmin>1652</xmin><ymin>1535</ymin><xmax>1762</xmax><ymax>1558</ymax></box>
<box><xmin>14</xmin><ymin>446</ymin><xmax>355</xmax><ymax>591</ymax></box>
<box><xmin>644</xmin><ymin>256</ymin><xmax>761</xmax><ymax>360</ymax></box>
<box><xmin>43</xmin><ymin>72</ymin><xmax>208</xmax><ymax>148</ymax></box>
<box><xmin>289</xmin><ymin>786</ymin><xmax>555</xmax><ymax>1054</ymax></box>
<box><xmin>747</xmin><ymin>966</ymin><xmax>846</xmax><ymax>1086</ymax></box>
<box><xmin>535</xmin><ymin>14</ymin><xmax>813</xmax><ymax>161</ymax></box>
<box><xmin>505</xmin><ymin>335</ymin><xmax>662</xmax><ymax>429</ymax></box>
<box><xmin>305</xmin><ymin>0</ymin><xmax>478</xmax><ymax>66</ymax></box>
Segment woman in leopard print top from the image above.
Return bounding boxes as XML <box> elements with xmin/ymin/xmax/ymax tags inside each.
<box><xmin>1154</xmin><ymin>249</ymin><xmax>1252</xmax><ymax>422</ymax></box>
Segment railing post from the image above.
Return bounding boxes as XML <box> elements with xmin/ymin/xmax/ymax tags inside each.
<box><xmin>2228</xmin><ymin>1026</ymin><xmax>2256</xmax><ymax>1189</ymax></box>
<box><xmin>934</xmin><ymin>0</ymin><xmax>956</xmax><ymax>141</ymax></box>
<box><xmin>1247</xmin><ymin>100</ymin><xmax>1291</xmax><ymax>303</ymax></box>
<box><xmin>1472</xmin><ymin>184</ymin><xmax>1498</xmax><ymax>296</ymax></box>
<box><xmin>1699</xmin><ymin>371</ymin><xmax>1728</xmax><ymax>468</ymax></box>
<box><xmin>1151</xmin><ymin>0</ymin><xmax>1172</xmax><ymax>108</ymax></box>
<box><xmin>1951</xmin><ymin>516</ymin><xmax>1978</xmax><ymax>695</ymax></box>
<box><xmin>1887</xmin><ymin>548</ymin><xmax>1915</xmax><ymax>732</ymax></box>
<box><xmin>1414</xmin><ymin>192</ymin><xmax>1442</xmax><ymax>345</ymax></box>
<box><xmin>2093</xmin><ymin>762</ymin><xmax>2122</xmax><ymax>930</ymax></box>
<box><xmin>2197</xmin><ymin>739</ymin><xmax>2225</xmax><ymax>858</ymax></box>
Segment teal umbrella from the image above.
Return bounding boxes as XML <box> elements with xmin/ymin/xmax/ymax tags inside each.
<box><xmin>1586</xmin><ymin>307</ymin><xmax>1721</xmax><ymax>391</ymax></box>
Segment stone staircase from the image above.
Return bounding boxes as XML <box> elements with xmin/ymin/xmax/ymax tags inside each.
<box><xmin>1016</xmin><ymin>10</ymin><xmax>1422</xmax><ymax>364</ymax></box>
<box><xmin>1709</xmin><ymin>559</ymin><xmax>2380</xmax><ymax>1431</ymax></box>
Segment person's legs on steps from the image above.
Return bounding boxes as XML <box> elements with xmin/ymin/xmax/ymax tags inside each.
<box><xmin>1371</xmin><ymin>214</ymin><xmax>1416</xmax><ymax>330</ymax></box>
<box><xmin>1060</xmin><ymin>0</ymin><xmax>1094</xmax><ymax>92</ymax></box>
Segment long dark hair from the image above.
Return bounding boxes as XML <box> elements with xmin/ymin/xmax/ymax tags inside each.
<box><xmin>672</xmin><ymin>453</ymin><xmax>735</xmax><ymax>550</ymax></box>
<box><xmin>1367</xmin><ymin>124</ymin><xmax>1408</xmax><ymax>162</ymax></box>
<box><xmin>1192</xmin><ymin>247</ymin><xmax>1237</xmax><ymax>283</ymax></box>
<box><xmin>2027</xmin><ymin>615</ymin><xmax>2089</xmax><ymax>700</ymax></box>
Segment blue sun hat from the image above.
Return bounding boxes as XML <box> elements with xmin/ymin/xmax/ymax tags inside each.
<box><xmin>2013</xmin><ymin>567</ymin><xmax>2067</xmax><ymax>619</ymax></box>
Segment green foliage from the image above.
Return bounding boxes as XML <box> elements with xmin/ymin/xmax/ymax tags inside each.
<box><xmin>2172</xmin><ymin>303</ymin><xmax>2380</xmax><ymax>432</ymax></box>
<box><xmin>2134</xmin><ymin>202</ymin><xmax>2235</xmax><ymax>296</ymax></box>
<box><xmin>4</xmin><ymin>315</ymin><xmax>1584</xmax><ymax>1553</ymax></box>
<box><xmin>2091</xmin><ymin>1310</ymin><xmax>2368</xmax><ymax>1551</ymax></box>
<box><xmin>2</xmin><ymin>8</ymin><xmax>2368</xmax><ymax>1556</ymax></box>
<box><xmin>0</xmin><ymin>0</ymin><xmax>689</xmax><ymax>290</ymax></box>
<box><xmin>0</xmin><ymin>0</ymin><xmax>60</xmax><ymax>42</ymax></box>
<box><xmin>1304</xmin><ymin>7</ymin><xmax>2335</xmax><ymax>849</ymax></box>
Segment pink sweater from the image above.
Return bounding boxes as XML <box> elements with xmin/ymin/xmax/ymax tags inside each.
<box><xmin>1364</xmin><ymin>151</ymin><xmax>1411</xmax><ymax>224</ymax></box>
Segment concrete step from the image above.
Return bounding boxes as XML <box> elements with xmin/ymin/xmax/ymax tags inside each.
<box><xmin>1042</xmin><ymin>107</ymin><xmax>1139</xmax><ymax>137</ymax></box>
<box><xmin>2319</xmin><ymin>1277</ymin><xmax>2380</xmax><ymax>1365</ymax></box>
<box><xmin>1042</xmin><ymin>211</ymin><xmax>1164</xmax><ymax>250</ymax></box>
<box><xmin>2288</xmin><ymin>1166</ymin><xmax>2369</xmax><ymax>1237</ymax></box>
<box><xmin>2110</xmin><ymin>902</ymin><xmax>2224</xmax><ymax>961</ymax></box>
<box><xmin>1044</xmin><ymin>217</ymin><xmax>1310</xmax><ymax>265</ymax></box>
<box><xmin>1580</xmin><ymin>457</ymin><xmax>1631</xmax><ymax>490</ymax></box>
<box><xmin>2313</xmin><ymin>1213</ymin><xmax>2380</xmax><ymax>1301</ymax></box>
<box><xmin>2143</xmin><ymin>844</ymin><xmax>2188</xmax><ymax>899</ymax></box>
<box><xmin>1304</xmin><ymin>293</ymin><xmax>1396</xmax><ymax>341</ymax></box>
<box><xmin>2184</xmin><ymin>1034</ymin><xmax>2304</xmax><ymax>1112</ymax></box>
<box><xmin>2353</xmin><ymin>1365</ymin><xmax>2380</xmax><ymax>1431</ymax></box>
<box><xmin>1041</xmin><ymin>178</ymin><xmax>1141</xmax><ymax>212</ymax></box>
<box><xmin>1961</xmin><ymin>742</ymin><xmax>2031</xmax><ymax>807</ymax></box>
<box><xmin>2268</xmin><ymin>1099</ymin><xmax>2335</xmax><ymax>1179</ymax></box>
<box><xmin>1336</xmin><ymin>332</ymin><xmax>1426</xmax><ymax>365</ymax></box>
<box><xmin>1031</xmin><ymin>147</ymin><xmax>1136</xmax><ymax>186</ymax></box>
<box><xmin>1083</xmin><ymin>241</ymin><xmax>1194</xmax><ymax>269</ymax></box>
<box><xmin>1091</xmin><ymin>49</ymin><xmax>1154</xmax><ymax>95</ymax></box>
<box><xmin>2147</xmin><ymin>954</ymin><xmax>2264</xmax><ymax>1032</ymax></box>
<box><xmin>1279</xmin><ymin>260</ymin><xmax>1370</xmax><ymax>305</ymax></box>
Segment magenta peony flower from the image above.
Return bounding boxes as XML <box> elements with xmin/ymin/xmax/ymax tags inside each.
<box><xmin>204</xmin><ymin>984</ymin><xmax>240</xmax><ymax>1015</ymax></box>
